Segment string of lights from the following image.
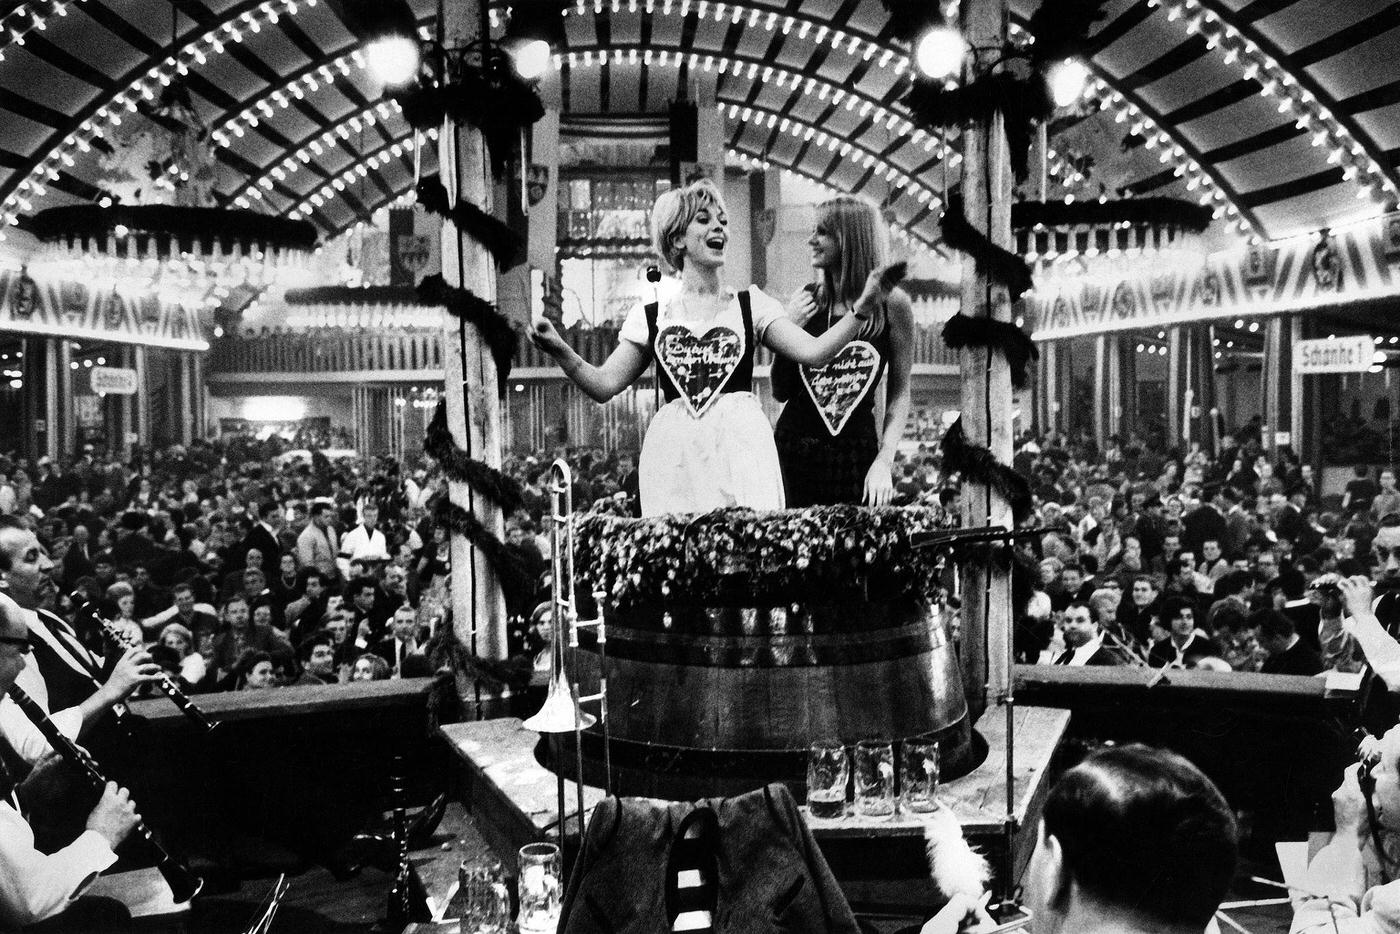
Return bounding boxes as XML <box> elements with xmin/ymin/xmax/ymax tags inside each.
<box><xmin>0</xmin><ymin>0</ymin><xmax>82</xmax><ymax>63</ymax></box>
<box><xmin>227</xmin><ymin>100</ymin><xmax>405</xmax><ymax>206</ymax></box>
<box><xmin>1082</xmin><ymin>75</ymin><xmax>1262</xmax><ymax>242</ymax></box>
<box><xmin>557</xmin><ymin>44</ymin><xmax>957</xmax><ymax>162</ymax></box>
<box><xmin>0</xmin><ymin>0</ymin><xmax>319</xmax><ymax>232</ymax></box>
<box><xmin>1146</xmin><ymin>0</ymin><xmax>1400</xmax><ymax>212</ymax></box>
<box><xmin>554</xmin><ymin>0</ymin><xmax>913</xmax><ymax>77</ymax></box>
<box><xmin>285</xmin><ymin>130</ymin><xmax>438</xmax><ymax>222</ymax></box>
<box><xmin>714</xmin><ymin>100</ymin><xmax>942</xmax><ymax>208</ymax></box>
<box><xmin>214</xmin><ymin>49</ymin><xmax>369</xmax><ymax>146</ymax></box>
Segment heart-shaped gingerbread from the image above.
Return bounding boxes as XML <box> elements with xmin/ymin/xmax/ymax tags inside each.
<box><xmin>801</xmin><ymin>340</ymin><xmax>881</xmax><ymax>436</ymax></box>
<box><xmin>655</xmin><ymin>324</ymin><xmax>744</xmax><ymax>418</ymax></box>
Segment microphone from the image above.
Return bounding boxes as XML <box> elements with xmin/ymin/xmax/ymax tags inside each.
<box><xmin>645</xmin><ymin>264</ymin><xmax>662</xmax><ymax>310</ymax></box>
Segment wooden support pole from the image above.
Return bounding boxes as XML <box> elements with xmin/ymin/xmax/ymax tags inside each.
<box><xmin>956</xmin><ymin>0</ymin><xmax>1014</xmax><ymax>732</ymax></box>
<box><xmin>438</xmin><ymin>0</ymin><xmax>509</xmax><ymax>711</ymax></box>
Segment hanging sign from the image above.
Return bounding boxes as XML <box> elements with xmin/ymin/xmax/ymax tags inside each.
<box><xmin>91</xmin><ymin>366</ymin><xmax>139</xmax><ymax>395</ymax></box>
<box><xmin>1294</xmin><ymin>336</ymin><xmax>1377</xmax><ymax>375</ymax></box>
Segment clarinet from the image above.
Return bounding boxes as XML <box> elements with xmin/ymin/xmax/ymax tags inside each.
<box><xmin>7</xmin><ymin>684</ymin><xmax>204</xmax><ymax>903</ymax></box>
<box><xmin>73</xmin><ymin>596</ymin><xmax>218</xmax><ymax>734</ymax></box>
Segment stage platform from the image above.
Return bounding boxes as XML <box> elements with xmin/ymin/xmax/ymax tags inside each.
<box><xmin>439</xmin><ymin>704</ymin><xmax>1070</xmax><ymax>910</ymax></box>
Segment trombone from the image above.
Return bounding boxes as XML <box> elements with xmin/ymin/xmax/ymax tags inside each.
<box><xmin>522</xmin><ymin>460</ymin><xmax>611</xmax><ymax>845</ymax></box>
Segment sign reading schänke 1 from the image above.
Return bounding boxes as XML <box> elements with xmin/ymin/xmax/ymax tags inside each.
<box><xmin>1295</xmin><ymin>336</ymin><xmax>1378</xmax><ymax>374</ymax></box>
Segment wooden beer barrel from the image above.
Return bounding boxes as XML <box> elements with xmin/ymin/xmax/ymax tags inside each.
<box><xmin>569</xmin><ymin>595</ymin><xmax>975</xmax><ymax>799</ymax></box>
<box><xmin>553</xmin><ymin>506</ymin><xmax>981</xmax><ymax>799</ymax></box>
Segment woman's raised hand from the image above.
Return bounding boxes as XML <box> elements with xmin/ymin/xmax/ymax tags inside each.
<box><xmin>853</xmin><ymin>261</ymin><xmax>908</xmax><ymax>318</ymax></box>
<box><xmin>529</xmin><ymin>318</ymin><xmax>570</xmax><ymax>360</ymax></box>
<box><xmin>787</xmin><ymin>285</ymin><xmax>819</xmax><ymax>325</ymax></box>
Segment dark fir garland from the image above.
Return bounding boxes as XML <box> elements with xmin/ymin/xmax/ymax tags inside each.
<box><xmin>424</xmin><ymin>628</ymin><xmax>530</xmax><ymax>692</ymax></box>
<box><xmin>1025</xmin><ymin>0</ymin><xmax>1108</xmax><ymax>67</ymax></box>
<box><xmin>1011</xmin><ymin>197</ymin><xmax>1215</xmax><ymax>234</ymax></box>
<box><xmin>431</xmin><ymin>495</ymin><xmax>535</xmax><ymax>608</ymax></box>
<box><xmin>416</xmin><ymin>175</ymin><xmax>524</xmax><ymax>268</ymax></box>
<box><xmin>900</xmin><ymin>0</ymin><xmax>1104</xmax><ymax>182</ymax></box>
<box><xmin>940</xmin><ymin>418</ymin><xmax>1032</xmax><ymax>523</ymax></box>
<box><xmin>25</xmin><ymin>204</ymin><xmax>318</xmax><ymax>254</ymax></box>
<box><xmin>904</xmin><ymin>72</ymin><xmax>1052</xmax><ymax>182</ymax></box>
<box><xmin>392</xmin><ymin>58</ymin><xmax>545</xmax><ymax>178</ymax></box>
<box><xmin>416</xmin><ymin>274</ymin><xmax>519</xmax><ymax>395</ymax></box>
<box><xmin>940</xmin><ymin>195</ymin><xmax>1035</xmax><ymax>301</ymax></box>
<box><xmin>942</xmin><ymin>314</ymin><xmax>1039</xmax><ymax>390</ymax></box>
<box><xmin>424</xmin><ymin>400</ymin><xmax>525</xmax><ymax>515</ymax></box>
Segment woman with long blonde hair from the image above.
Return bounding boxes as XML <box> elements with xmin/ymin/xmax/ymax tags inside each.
<box><xmin>772</xmin><ymin>196</ymin><xmax>913</xmax><ymax>506</ymax></box>
<box><xmin>530</xmin><ymin>178</ymin><xmax>900</xmax><ymax>516</ymax></box>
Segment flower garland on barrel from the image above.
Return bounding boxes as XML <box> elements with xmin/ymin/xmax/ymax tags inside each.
<box><xmin>573</xmin><ymin>504</ymin><xmax>953</xmax><ymax>610</ymax></box>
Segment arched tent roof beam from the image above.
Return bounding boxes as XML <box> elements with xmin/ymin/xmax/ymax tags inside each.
<box><xmin>1147</xmin><ymin>0</ymin><xmax>1400</xmax><ymax>210</ymax></box>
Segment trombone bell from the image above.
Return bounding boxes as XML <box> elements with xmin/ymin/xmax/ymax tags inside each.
<box><xmin>522</xmin><ymin>671</ymin><xmax>597</xmax><ymax>734</ymax></box>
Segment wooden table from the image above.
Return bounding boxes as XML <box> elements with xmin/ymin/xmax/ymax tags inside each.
<box><xmin>439</xmin><ymin>704</ymin><xmax>1070</xmax><ymax>908</ymax></box>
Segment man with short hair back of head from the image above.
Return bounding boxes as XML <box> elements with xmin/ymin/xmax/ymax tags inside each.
<box><xmin>922</xmin><ymin>744</ymin><xmax>1238</xmax><ymax>934</ymax></box>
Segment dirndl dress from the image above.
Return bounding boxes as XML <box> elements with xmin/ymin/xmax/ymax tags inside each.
<box><xmin>635</xmin><ymin>290</ymin><xmax>785</xmax><ymax>516</ymax></box>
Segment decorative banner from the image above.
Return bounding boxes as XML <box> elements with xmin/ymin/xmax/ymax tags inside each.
<box><xmin>90</xmin><ymin>366</ymin><xmax>139</xmax><ymax>395</ymax></box>
<box><xmin>1028</xmin><ymin>212</ymin><xmax>1400</xmax><ymax>340</ymax></box>
<box><xmin>655</xmin><ymin>324</ymin><xmax>742</xmax><ymax>419</ymax></box>
<box><xmin>1294</xmin><ymin>336</ymin><xmax>1377</xmax><ymax>374</ymax></box>
<box><xmin>801</xmin><ymin>341</ymin><xmax>881</xmax><ymax>437</ymax></box>
<box><xmin>0</xmin><ymin>268</ymin><xmax>208</xmax><ymax>350</ymax></box>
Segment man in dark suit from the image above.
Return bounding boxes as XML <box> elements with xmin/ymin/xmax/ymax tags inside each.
<box><xmin>1182</xmin><ymin>484</ymin><xmax>1229</xmax><ymax>558</ymax></box>
<box><xmin>1254</xmin><ymin>609</ymin><xmax>1323</xmax><ymax>676</ymax></box>
<box><xmin>59</xmin><ymin>523</ymin><xmax>95</xmax><ymax>590</ymax></box>
<box><xmin>1276</xmin><ymin>484</ymin><xmax>1322</xmax><ymax>555</ymax></box>
<box><xmin>239</xmin><ymin>501</ymin><xmax>283</xmax><ymax>580</ymax></box>
<box><xmin>109</xmin><ymin>511</ymin><xmax>163</xmax><ymax>570</ymax></box>
<box><xmin>1052</xmin><ymin>602</ymin><xmax>1126</xmax><ymax>666</ymax></box>
<box><xmin>371</xmin><ymin>605</ymin><xmax>432</xmax><ymax>678</ymax></box>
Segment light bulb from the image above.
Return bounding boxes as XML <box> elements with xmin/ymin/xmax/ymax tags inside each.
<box><xmin>510</xmin><ymin>38</ymin><xmax>553</xmax><ymax>80</ymax></box>
<box><xmin>915</xmin><ymin>25</ymin><xmax>965</xmax><ymax>80</ymax></box>
<box><xmin>365</xmin><ymin>35</ymin><xmax>420</xmax><ymax>86</ymax></box>
<box><xmin>1048</xmin><ymin>59</ymin><xmax>1090</xmax><ymax>108</ymax></box>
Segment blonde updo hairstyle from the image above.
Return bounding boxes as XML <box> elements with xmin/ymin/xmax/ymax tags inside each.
<box><xmin>650</xmin><ymin>178</ymin><xmax>727</xmax><ymax>274</ymax></box>
<box><xmin>814</xmin><ymin>195</ymin><xmax>890</xmax><ymax>338</ymax></box>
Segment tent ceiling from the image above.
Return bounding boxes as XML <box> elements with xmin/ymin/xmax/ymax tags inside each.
<box><xmin>0</xmin><ymin>0</ymin><xmax>1394</xmax><ymax>247</ymax></box>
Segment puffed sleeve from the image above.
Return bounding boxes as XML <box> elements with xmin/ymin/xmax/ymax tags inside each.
<box><xmin>744</xmin><ymin>286</ymin><xmax>788</xmax><ymax>342</ymax></box>
<box><xmin>0</xmin><ymin>802</ymin><xmax>117</xmax><ymax>927</ymax></box>
<box><xmin>618</xmin><ymin>303</ymin><xmax>652</xmax><ymax>348</ymax></box>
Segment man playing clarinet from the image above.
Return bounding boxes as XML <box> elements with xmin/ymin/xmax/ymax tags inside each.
<box><xmin>0</xmin><ymin>590</ymin><xmax>142</xmax><ymax>929</ymax></box>
<box><xmin>0</xmin><ymin>516</ymin><xmax>160</xmax><ymax>766</ymax></box>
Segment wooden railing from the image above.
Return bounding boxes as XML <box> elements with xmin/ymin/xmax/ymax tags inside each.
<box><xmin>208</xmin><ymin>329</ymin><xmax>445</xmax><ymax>376</ymax></box>
<box><xmin>208</xmin><ymin>324</ymin><xmax>962</xmax><ymax>378</ymax></box>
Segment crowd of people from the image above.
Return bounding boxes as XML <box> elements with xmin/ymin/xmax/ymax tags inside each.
<box><xmin>1004</xmin><ymin>427</ymin><xmax>1400</xmax><ymax>679</ymax></box>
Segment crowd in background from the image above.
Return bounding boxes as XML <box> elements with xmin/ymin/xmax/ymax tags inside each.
<box><xmin>1003</xmin><ymin>424</ymin><xmax>1400</xmax><ymax>676</ymax></box>
<box><xmin>3</xmin><ymin>411</ymin><xmax>1395</xmax><ymax>695</ymax></box>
